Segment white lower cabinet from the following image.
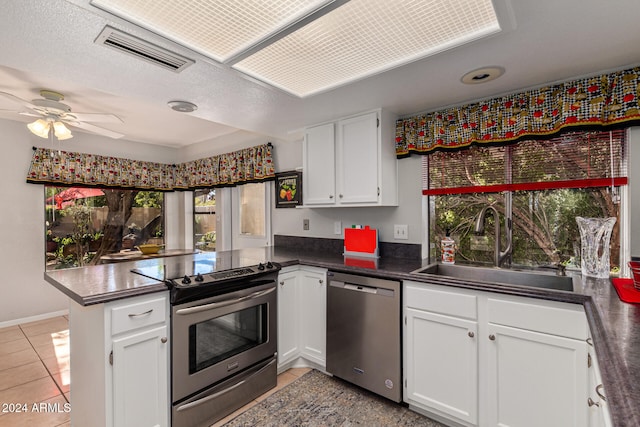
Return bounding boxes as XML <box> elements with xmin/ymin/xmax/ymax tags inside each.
<box><xmin>277</xmin><ymin>268</ymin><xmax>300</xmax><ymax>366</ymax></box>
<box><xmin>111</xmin><ymin>325</ymin><xmax>169</xmax><ymax>427</ymax></box>
<box><xmin>298</xmin><ymin>267</ymin><xmax>327</xmax><ymax>365</ymax></box>
<box><xmin>277</xmin><ymin>266</ymin><xmax>327</xmax><ymax>371</ymax></box>
<box><xmin>486</xmin><ymin>323</ymin><xmax>587</xmax><ymax>426</ymax></box>
<box><xmin>404</xmin><ymin>281</ymin><xmax>593</xmax><ymax>427</ymax></box>
<box><xmin>69</xmin><ymin>292</ymin><xmax>170</xmax><ymax>427</ymax></box>
<box><xmin>404</xmin><ymin>284</ymin><xmax>479</xmax><ymax>425</ymax></box>
<box><xmin>587</xmin><ymin>338</ymin><xmax>613</xmax><ymax>427</ymax></box>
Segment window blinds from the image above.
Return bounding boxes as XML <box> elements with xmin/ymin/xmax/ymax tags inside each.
<box><xmin>423</xmin><ymin>130</ymin><xmax>627</xmax><ymax>195</ymax></box>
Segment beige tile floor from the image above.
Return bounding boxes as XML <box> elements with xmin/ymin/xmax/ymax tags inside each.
<box><xmin>0</xmin><ymin>315</ymin><xmax>309</xmax><ymax>427</ymax></box>
<box><xmin>0</xmin><ymin>316</ymin><xmax>70</xmax><ymax>427</ymax></box>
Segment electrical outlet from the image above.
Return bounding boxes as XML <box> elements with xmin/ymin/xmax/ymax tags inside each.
<box><xmin>303</xmin><ymin>218</ymin><xmax>310</xmax><ymax>231</ymax></box>
<box><xmin>393</xmin><ymin>224</ymin><xmax>408</xmax><ymax>240</ymax></box>
<box><xmin>334</xmin><ymin>221</ymin><xmax>342</xmax><ymax>235</ymax></box>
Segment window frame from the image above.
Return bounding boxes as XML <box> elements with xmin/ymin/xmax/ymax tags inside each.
<box><xmin>422</xmin><ymin>129</ymin><xmax>630</xmax><ymax>274</ymax></box>
<box><xmin>193</xmin><ymin>188</ymin><xmax>217</xmax><ymax>252</ymax></box>
<box><xmin>45</xmin><ymin>186</ymin><xmax>165</xmax><ymax>270</ymax></box>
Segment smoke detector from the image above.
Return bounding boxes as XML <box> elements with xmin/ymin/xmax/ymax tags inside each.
<box><xmin>168</xmin><ymin>100</ymin><xmax>198</xmax><ymax>113</ymax></box>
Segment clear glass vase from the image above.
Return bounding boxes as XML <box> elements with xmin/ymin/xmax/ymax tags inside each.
<box><xmin>576</xmin><ymin>217</ymin><xmax>616</xmax><ymax>278</ymax></box>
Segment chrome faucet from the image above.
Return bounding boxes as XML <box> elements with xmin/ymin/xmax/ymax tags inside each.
<box><xmin>474</xmin><ymin>206</ymin><xmax>512</xmax><ymax>267</ymax></box>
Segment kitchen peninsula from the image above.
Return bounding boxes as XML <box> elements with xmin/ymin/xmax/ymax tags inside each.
<box><xmin>45</xmin><ymin>244</ymin><xmax>640</xmax><ymax>427</ymax></box>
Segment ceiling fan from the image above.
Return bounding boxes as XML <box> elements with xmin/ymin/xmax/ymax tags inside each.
<box><xmin>0</xmin><ymin>89</ymin><xmax>124</xmax><ymax>139</ymax></box>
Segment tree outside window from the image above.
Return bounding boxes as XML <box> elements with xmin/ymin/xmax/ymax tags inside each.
<box><xmin>45</xmin><ymin>187</ymin><xmax>164</xmax><ymax>270</ymax></box>
<box><xmin>427</xmin><ymin>131</ymin><xmax>625</xmax><ymax>272</ymax></box>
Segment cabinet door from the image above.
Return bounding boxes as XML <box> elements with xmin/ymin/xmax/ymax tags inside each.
<box><xmin>298</xmin><ymin>269</ymin><xmax>327</xmax><ymax>366</ymax></box>
<box><xmin>588</xmin><ymin>348</ymin><xmax>613</xmax><ymax>427</ymax></box>
<box><xmin>112</xmin><ymin>325</ymin><xmax>169</xmax><ymax>427</ymax></box>
<box><xmin>303</xmin><ymin>123</ymin><xmax>336</xmax><ymax>205</ymax></box>
<box><xmin>405</xmin><ymin>308</ymin><xmax>478</xmax><ymax>425</ymax></box>
<box><xmin>486</xmin><ymin>323</ymin><xmax>588</xmax><ymax>427</ymax></box>
<box><xmin>336</xmin><ymin>111</ymin><xmax>379</xmax><ymax>204</ymax></box>
<box><xmin>277</xmin><ymin>270</ymin><xmax>300</xmax><ymax>367</ymax></box>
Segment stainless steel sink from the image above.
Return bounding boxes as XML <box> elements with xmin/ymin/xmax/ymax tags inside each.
<box><xmin>412</xmin><ymin>263</ymin><xmax>575</xmax><ymax>291</ymax></box>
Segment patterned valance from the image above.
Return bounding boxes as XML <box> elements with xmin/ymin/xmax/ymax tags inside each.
<box><xmin>27</xmin><ymin>143</ymin><xmax>275</xmax><ymax>190</ymax></box>
<box><xmin>395</xmin><ymin>66</ymin><xmax>640</xmax><ymax>157</ymax></box>
<box><xmin>173</xmin><ymin>144</ymin><xmax>275</xmax><ymax>189</ymax></box>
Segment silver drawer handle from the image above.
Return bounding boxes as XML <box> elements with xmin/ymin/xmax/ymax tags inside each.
<box><xmin>176</xmin><ymin>358</ymin><xmax>276</xmax><ymax>412</ymax></box>
<box><xmin>176</xmin><ymin>287</ymin><xmax>275</xmax><ymax>315</ymax></box>
<box><xmin>128</xmin><ymin>309</ymin><xmax>153</xmax><ymax>318</ymax></box>
<box><xmin>596</xmin><ymin>384</ymin><xmax>606</xmax><ymax>401</ymax></box>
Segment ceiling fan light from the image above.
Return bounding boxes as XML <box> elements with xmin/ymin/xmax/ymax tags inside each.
<box><xmin>53</xmin><ymin>122</ymin><xmax>73</xmax><ymax>140</ymax></box>
<box><xmin>27</xmin><ymin>119</ymin><xmax>51</xmax><ymax>138</ymax></box>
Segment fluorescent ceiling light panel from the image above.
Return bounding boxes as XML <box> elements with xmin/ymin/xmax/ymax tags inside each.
<box><xmin>235</xmin><ymin>0</ymin><xmax>501</xmax><ymax>96</ymax></box>
<box><xmin>90</xmin><ymin>0</ymin><xmax>335</xmax><ymax>62</ymax></box>
<box><xmin>91</xmin><ymin>0</ymin><xmax>502</xmax><ymax>97</ymax></box>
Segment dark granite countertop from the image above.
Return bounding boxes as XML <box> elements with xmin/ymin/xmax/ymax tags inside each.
<box><xmin>44</xmin><ymin>246</ymin><xmax>640</xmax><ymax>426</ymax></box>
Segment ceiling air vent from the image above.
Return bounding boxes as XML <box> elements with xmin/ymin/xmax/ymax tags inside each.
<box><xmin>95</xmin><ymin>26</ymin><xmax>194</xmax><ymax>73</ymax></box>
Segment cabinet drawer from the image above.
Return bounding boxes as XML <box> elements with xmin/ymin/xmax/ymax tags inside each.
<box><xmin>111</xmin><ymin>295</ymin><xmax>167</xmax><ymax>335</ymax></box>
<box><xmin>404</xmin><ymin>282</ymin><xmax>477</xmax><ymax>320</ymax></box>
<box><xmin>487</xmin><ymin>296</ymin><xmax>587</xmax><ymax>339</ymax></box>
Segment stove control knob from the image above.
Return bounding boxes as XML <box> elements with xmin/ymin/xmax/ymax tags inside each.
<box><xmin>195</xmin><ymin>273</ymin><xmax>204</xmax><ymax>282</ymax></box>
<box><xmin>266</xmin><ymin>261</ymin><xmax>274</xmax><ymax>269</ymax></box>
<box><xmin>182</xmin><ymin>275</ymin><xmax>192</xmax><ymax>285</ymax></box>
<box><xmin>257</xmin><ymin>263</ymin><xmax>265</xmax><ymax>270</ymax></box>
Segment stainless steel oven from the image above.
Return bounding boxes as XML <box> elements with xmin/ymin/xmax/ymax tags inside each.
<box><xmin>132</xmin><ymin>258</ymin><xmax>279</xmax><ymax>427</ymax></box>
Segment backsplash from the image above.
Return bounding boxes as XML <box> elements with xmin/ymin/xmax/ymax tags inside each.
<box><xmin>273</xmin><ymin>235</ymin><xmax>421</xmax><ymax>260</ymax></box>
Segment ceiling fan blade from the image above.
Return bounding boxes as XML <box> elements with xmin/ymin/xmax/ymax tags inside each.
<box><xmin>0</xmin><ymin>108</ymin><xmax>23</xmax><ymax>114</ymax></box>
<box><xmin>18</xmin><ymin>111</ymin><xmax>43</xmax><ymax>118</ymax></box>
<box><xmin>66</xmin><ymin>112</ymin><xmax>123</xmax><ymax>123</ymax></box>
<box><xmin>0</xmin><ymin>91</ymin><xmax>37</xmax><ymax>109</ymax></box>
<box><xmin>66</xmin><ymin>120</ymin><xmax>124</xmax><ymax>139</ymax></box>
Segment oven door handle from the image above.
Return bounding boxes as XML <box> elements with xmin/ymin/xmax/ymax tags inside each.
<box><xmin>175</xmin><ymin>286</ymin><xmax>276</xmax><ymax>315</ymax></box>
<box><xmin>175</xmin><ymin>358</ymin><xmax>277</xmax><ymax>413</ymax></box>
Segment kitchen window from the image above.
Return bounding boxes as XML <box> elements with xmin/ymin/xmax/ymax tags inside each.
<box><xmin>193</xmin><ymin>182</ymin><xmax>271</xmax><ymax>251</ymax></box>
<box><xmin>45</xmin><ymin>186</ymin><xmax>164</xmax><ymax>270</ymax></box>
<box><xmin>194</xmin><ymin>189</ymin><xmax>216</xmax><ymax>251</ymax></box>
<box><xmin>238</xmin><ymin>183</ymin><xmax>266</xmax><ymax>237</ymax></box>
<box><xmin>425</xmin><ymin>130</ymin><xmax>627</xmax><ymax>272</ymax></box>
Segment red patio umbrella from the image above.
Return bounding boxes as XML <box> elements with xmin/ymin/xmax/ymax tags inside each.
<box><xmin>47</xmin><ymin>187</ymin><xmax>105</xmax><ymax>209</ymax></box>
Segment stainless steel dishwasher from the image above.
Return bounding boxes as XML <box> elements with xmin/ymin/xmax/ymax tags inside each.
<box><xmin>326</xmin><ymin>271</ymin><xmax>402</xmax><ymax>402</ymax></box>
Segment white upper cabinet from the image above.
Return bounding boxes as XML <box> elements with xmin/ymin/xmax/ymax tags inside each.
<box><xmin>303</xmin><ymin>109</ymin><xmax>398</xmax><ymax>207</ymax></box>
<box><xmin>303</xmin><ymin>122</ymin><xmax>336</xmax><ymax>205</ymax></box>
<box><xmin>336</xmin><ymin>112</ymin><xmax>379</xmax><ymax>204</ymax></box>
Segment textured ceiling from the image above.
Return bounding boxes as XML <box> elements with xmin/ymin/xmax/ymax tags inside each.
<box><xmin>1</xmin><ymin>0</ymin><xmax>640</xmax><ymax>148</ymax></box>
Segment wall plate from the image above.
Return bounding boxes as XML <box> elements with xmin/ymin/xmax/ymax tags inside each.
<box><xmin>393</xmin><ymin>224</ymin><xmax>408</xmax><ymax>240</ymax></box>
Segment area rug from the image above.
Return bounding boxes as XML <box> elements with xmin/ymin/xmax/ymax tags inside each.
<box><xmin>223</xmin><ymin>370</ymin><xmax>445</xmax><ymax>426</ymax></box>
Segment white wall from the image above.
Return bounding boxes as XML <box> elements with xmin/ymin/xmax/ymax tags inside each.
<box><xmin>271</xmin><ymin>138</ymin><xmax>423</xmax><ymax>244</ymax></box>
<box><xmin>183</xmin><ymin>130</ymin><xmax>423</xmax><ymax>243</ymax></box>
<box><xmin>0</xmin><ymin>118</ymin><xmax>178</xmax><ymax>326</ymax></box>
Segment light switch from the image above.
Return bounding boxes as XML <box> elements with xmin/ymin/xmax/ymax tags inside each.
<box><xmin>334</xmin><ymin>221</ymin><xmax>342</xmax><ymax>235</ymax></box>
<box><xmin>303</xmin><ymin>218</ymin><xmax>310</xmax><ymax>230</ymax></box>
